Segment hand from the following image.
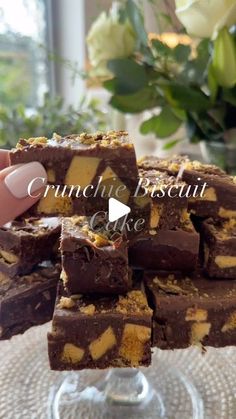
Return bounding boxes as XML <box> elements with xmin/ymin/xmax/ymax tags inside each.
<box><xmin>0</xmin><ymin>150</ymin><xmax>47</xmax><ymax>226</ymax></box>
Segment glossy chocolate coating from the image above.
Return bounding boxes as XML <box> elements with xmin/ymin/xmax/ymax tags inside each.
<box><xmin>10</xmin><ymin>131</ymin><xmax>139</xmax><ymax>189</ymax></box>
<box><xmin>201</xmin><ymin>218</ymin><xmax>236</xmax><ymax>278</ymax></box>
<box><xmin>0</xmin><ymin>217</ymin><xmax>61</xmax><ymax>277</ymax></box>
<box><xmin>138</xmin><ymin>155</ymin><xmax>236</xmax><ymax>219</ymax></box>
<box><xmin>0</xmin><ymin>263</ymin><xmax>60</xmax><ymax>340</ymax></box>
<box><xmin>61</xmin><ymin>216</ymin><xmax>130</xmax><ymax>294</ymax></box>
<box><xmin>145</xmin><ymin>270</ymin><xmax>236</xmax><ymax>349</ymax></box>
<box><xmin>129</xmin><ymin>220</ymin><xmax>200</xmax><ymax>271</ymax></box>
<box><xmin>48</xmin><ymin>282</ymin><xmax>152</xmax><ymax>370</ymax></box>
<box><xmin>138</xmin><ymin>168</ymin><xmax>188</xmax><ymax>230</ymax></box>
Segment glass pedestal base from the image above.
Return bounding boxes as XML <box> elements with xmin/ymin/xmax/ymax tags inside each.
<box><xmin>48</xmin><ymin>361</ymin><xmax>203</xmax><ymax>419</ymax></box>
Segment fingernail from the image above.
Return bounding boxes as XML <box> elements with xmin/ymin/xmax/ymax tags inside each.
<box><xmin>4</xmin><ymin>162</ymin><xmax>47</xmax><ymax>199</ymax></box>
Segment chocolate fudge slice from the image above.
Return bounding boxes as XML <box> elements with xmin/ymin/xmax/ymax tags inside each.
<box><xmin>138</xmin><ymin>155</ymin><xmax>236</xmax><ymax>219</ymax></box>
<box><xmin>137</xmin><ymin>168</ymin><xmax>188</xmax><ymax>230</ymax></box>
<box><xmin>61</xmin><ymin>216</ymin><xmax>130</xmax><ymax>294</ymax></box>
<box><xmin>0</xmin><ymin>263</ymin><xmax>60</xmax><ymax>340</ymax></box>
<box><xmin>48</xmin><ymin>284</ymin><xmax>153</xmax><ymax>370</ymax></box>
<box><xmin>129</xmin><ymin>218</ymin><xmax>199</xmax><ymax>272</ymax></box>
<box><xmin>24</xmin><ymin>190</ymin><xmax>151</xmax><ymax>237</ymax></box>
<box><xmin>201</xmin><ymin>218</ymin><xmax>236</xmax><ymax>279</ymax></box>
<box><xmin>10</xmin><ymin>130</ymin><xmax>138</xmax><ymax>195</ymax></box>
<box><xmin>26</xmin><ymin>191</ymin><xmax>86</xmax><ymax>217</ymax></box>
<box><xmin>0</xmin><ymin>217</ymin><xmax>61</xmax><ymax>277</ymax></box>
<box><xmin>145</xmin><ymin>271</ymin><xmax>236</xmax><ymax>350</ymax></box>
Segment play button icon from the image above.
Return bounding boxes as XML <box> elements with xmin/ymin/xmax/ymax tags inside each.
<box><xmin>108</xmin><ymin>198</ymin><xmax>131</xmax><ymax>222</ymax></box>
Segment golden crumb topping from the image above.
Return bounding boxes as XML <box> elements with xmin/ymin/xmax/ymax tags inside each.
<box><xmin>115</xmin><ymin>290</ymin><xmax>152</xmax><ymax>315</ymax></box>
<box><xmin>57</xmin><ymin>296</ymin><xmax>75</xmax><ymax>309</ymax></box>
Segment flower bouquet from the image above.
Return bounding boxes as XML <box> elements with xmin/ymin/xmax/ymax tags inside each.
<box><xmin>87</xmin><ymin>0</ymin><xmax>236</xmax><ymax>172</ymax></box>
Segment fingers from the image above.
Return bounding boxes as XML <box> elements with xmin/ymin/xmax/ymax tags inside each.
<box><xmin>0</xmin><ymin>162</ymin><xmax>47</xmax><ymax>226</ymax></box>
<box><xmin>0</xmin><ymin>150</ymin><xmax>9</xmax><ymax>170</ymax></box>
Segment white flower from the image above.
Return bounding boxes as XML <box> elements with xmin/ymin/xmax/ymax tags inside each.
<box><xmin>87</xmin><ymin>12</ymin><xmax>136</xmax><ymax>77</ymax></box>
<box><xmin>175</xmin><ymin>0</ymin><xmax>236</xmax><ymax>39</ymax></box>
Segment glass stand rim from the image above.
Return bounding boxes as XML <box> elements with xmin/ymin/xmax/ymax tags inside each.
<box><xmin>48</xmin><ymin>361</ymin><xmax>204</xmax><ymax>419</ymax></box>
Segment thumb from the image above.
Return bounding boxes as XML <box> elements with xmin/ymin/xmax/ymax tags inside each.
<box><xmin>0</xmin><ymin>162</ymin><xmax>47</xmax><ymax>226</ymax></box>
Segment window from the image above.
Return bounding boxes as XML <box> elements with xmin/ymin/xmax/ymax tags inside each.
<box><xmin>0</xmin><ymin>0</ymin><xmax>50</xmax><ymax>108</ymax></box>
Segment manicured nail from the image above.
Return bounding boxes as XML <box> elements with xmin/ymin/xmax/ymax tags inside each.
<box><xmin>4</xmin><ymin>162</ymin><xmax>47</xmax><ymax>199</ymax></box>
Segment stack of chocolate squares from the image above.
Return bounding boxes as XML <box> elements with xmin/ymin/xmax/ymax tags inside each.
<box><xmin>4</xmin><ymin>131</ymin><xmax>236</xmax><ymax>371</ymax></box>
<box><xmin>0</xmin><ymin>217</ymin><xmax>61</xmax><ymax>340</ymax></box>
<box><xmin>138</xmin><ymin>155</ymin><xmax>236</xmax><ymax>350</ymax></box>
<box><xmin>48</xmin><ymin>216</ymin><xmax>153</xmax><ymax>370</ymax></box>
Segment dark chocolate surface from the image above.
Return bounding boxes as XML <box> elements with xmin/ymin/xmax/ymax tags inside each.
<box><xmin>145</xmin><ymin>270</ymin><xmax>236</xmax><ymax>350</ymax></box>
<box><xmin>129</xmin><ymin>220</ymin><xmax>200</xmax><ymax>271</ymax></box>
<box><xmin>138</xmin><ymin>155</ymin><xmax>225</xmax><ymax>177</ymax></box>
<box><xmin>138</xmin><ymin>155</ymin><xmax>236</xmax><ymax>219</ymax></box>
<box><xmin>0</xmin><ymin>263</ymin><xmax>60</xmax><ymax>340</ymax></box>
<box><xmin>138</xmin><ymin>168</ymin><xmax>188</xmax><ymax>230</ymax></box>
<box><xmin>48</xmin><ymin>283</ymin><xmax>152</xmax><ymax>370</ymax></box>
<box><xmin>61</xmin><ymin>216</ymin><xmax>130</xmax><ymax>294</ymax></box>
<box><xmin>201</xmin><ymin>218</ymin><xmax>236</xmax><ymax>278</ymax></box>
<box><xmin>0</xmin><ymin>217</ymin><xmax>61</xmax><ymax>277</ymax></box>
<box><xmin>10</xmin><ymin>131</ymin><xmax>139</xmax><ymax>189</ymax></box>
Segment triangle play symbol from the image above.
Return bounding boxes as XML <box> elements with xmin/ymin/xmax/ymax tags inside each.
<box><xmin>108</xmin><ymin>198</ymin><xmax>131</xmax><ymax>222</ymax></box>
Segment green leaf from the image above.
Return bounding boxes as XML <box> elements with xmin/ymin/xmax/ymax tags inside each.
<box><xmin>126</xmin><ymin>0</ymin><xmax>148</xmax><ymax>46</ymax></box>
<box><xmin>107</xmin><ymin>58</ymin><xmax>148</xmax><ymax>94</ymax></box>
<box><xmin>172</xmin><ymin>44</ymin><xmax>191</xmax><ymax>63</ymax></box>
<box><xmin>162</xmin><ymin>83</ymin><xmax>210</xmax><ymax>112</ymax></box>
<box><xmin>140</xmin><ymin>107</ymin><xmax>182</xmax><ymax>138</ymax></box>
<box><xmin>223</xmin><ymin>87</ymin><xmax>236</xmax><ymax>106</ymax></box>
<box><xmin>186</xmin><ymin>110</ymin><xmax>225</xmax><ymax>143</ymax></box>
<box><xmin>163</xmin><ymin>139</ymin><xmax>181</xmax><ymax>150</ymax></box>
<box><xmin>151</xmin><ymin>39</ymin><xmax>171</xmax><ymax>56</ymax></box>
<box><xmin>179</xmin><ymin>39</ymin><xmax>211</xmax><ymax>86</ymax></box>
<box><xmin>110</xmin><ymin>87</ymin><xmax>159</xmax><ymax>113</ymax></box>
<box><xmin>208</xmin><ymin>63</ymin><xmax>218</xmax><ymax>102</ymax></box>
<box><xmin>103</xmin><ymin>78</ymin><xmax>117</xmax><ymax>93</ymax></box>
<box><xmin>197</xmin><ymin>39</ymin><xmax>211</xmax><ymax>61</ymax></box>
<box><xmin>171</xmin><ymin>108</ymin><xmax>187</xmax><ymax>121</ymax></box>
<box><xmin>16</xmin><ymin>104</ymin><xmax>26</xmax><ymax>118</ymax></box>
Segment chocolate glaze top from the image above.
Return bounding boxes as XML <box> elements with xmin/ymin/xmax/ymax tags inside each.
<box><xmin>56</xmin><ymin>286</ymin><xmax>152</xmax><ymax>317</ymax></box>
<box><xmin>138</xmin><ymin>168</ymin><xmax>186</xmax><ymax>190</ymax></box>
<box><xmin>2</xmin><ymin>217</ymin><xmax>60</xmax><ymax>236</ymax></box>
<box><xmin>62</xmin><ymin>216</ymin><xmax>127</xmax><ymax>254</ymax></box>
<box><xmin>145</xmin><ymin>271</ymin><xmax>236</xmax><ymax>302</ymax></box>
<box><xmin>138</xmin><ymin>155</ymin><xmax>236</xmax><ymax>194</ymax></box>
<box><xmin>203</xmin><ymin>218</ymin><xmax>236</xmax><ymax>240</ymax></box>
<box><xmin>138</xmin><ymin>155</ymin><xmax>225</xmax><ymax>176</ymax></box>
<box><xmin>0</xmin><ymin>263</ymin><xmax>60</xmax><ymax>299</ymax></box>
<box><xmin>12</xmin><ymin>131</ymin><xmax>134</xmax><ymax>152</ymax></box>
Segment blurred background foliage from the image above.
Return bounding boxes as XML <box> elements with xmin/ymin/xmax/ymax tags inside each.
<box><xmin>0</xmin><ymin>32</ymin><xmax>38</xmax><ymax>108</ymax></box>
<box><xmin>0</xmin><ymin>5</ymin><xmax>107</xmax><ymax>149</ymax></box>
<box><xmin>0</xmin><ymin>95</ymin><xmax>107</xmax><ymax>148</ymax></box>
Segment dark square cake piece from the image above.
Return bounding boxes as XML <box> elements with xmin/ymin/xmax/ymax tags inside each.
<box><xmin>0</xmin><ymin>263</ymin><xmax>60</xmax><ymax>340</ymax></box>
<box><xmin>61</xmin><ymin>216</ymin><xmax>130</xmax><ymax>294</ymax></box>
<box><xmin>145</xmin><ymin>271</ymin><xmax>236</xmax><ymax>350</ymax></box>
<box><xmin>10</xmin><ymin>131</ymin><xmax>138</xmax><ymax>191</ymax></box>
<box><xmin>201</xmin><ymin>218</ymin><xmax>236</xmax><ymax>278</ymax></box>
<box><xmin>0</xmin><ymin>217</ymin><xmax>60</xmax><ymax>277</ymax></box>
<box><xmin>10</xmin><ymin>131</ymin><xmax>139</xmax><ymax>217</ymax></box>
<box><xmin>137</xmin><ymin>167</ymin><xmax>188</xmax><ymax>230</ymax></box>
<box><xmin>48</xmin><ymin>284</ymin><xmax>153</xmax><ymax>370</ymax></box>
<box><xmin>129</xmin><ymin>218</ymin><xmax>199</xmax><ymax>272</ymax></box>
<box><xmin>138</xmin><ymin>155</ymin><xmax>236</xmax><ymax>220</ymax></box>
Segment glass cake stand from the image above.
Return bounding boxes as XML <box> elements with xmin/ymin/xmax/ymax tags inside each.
<box><xmin>1</xmin><ymin>323</ymin><xmax>236</xmax><ymax>419</ymax></box>
<box><xmin>49</xmin><ymin>363</ymin><xmax>203</xmax><ymax>419</ymax></box>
